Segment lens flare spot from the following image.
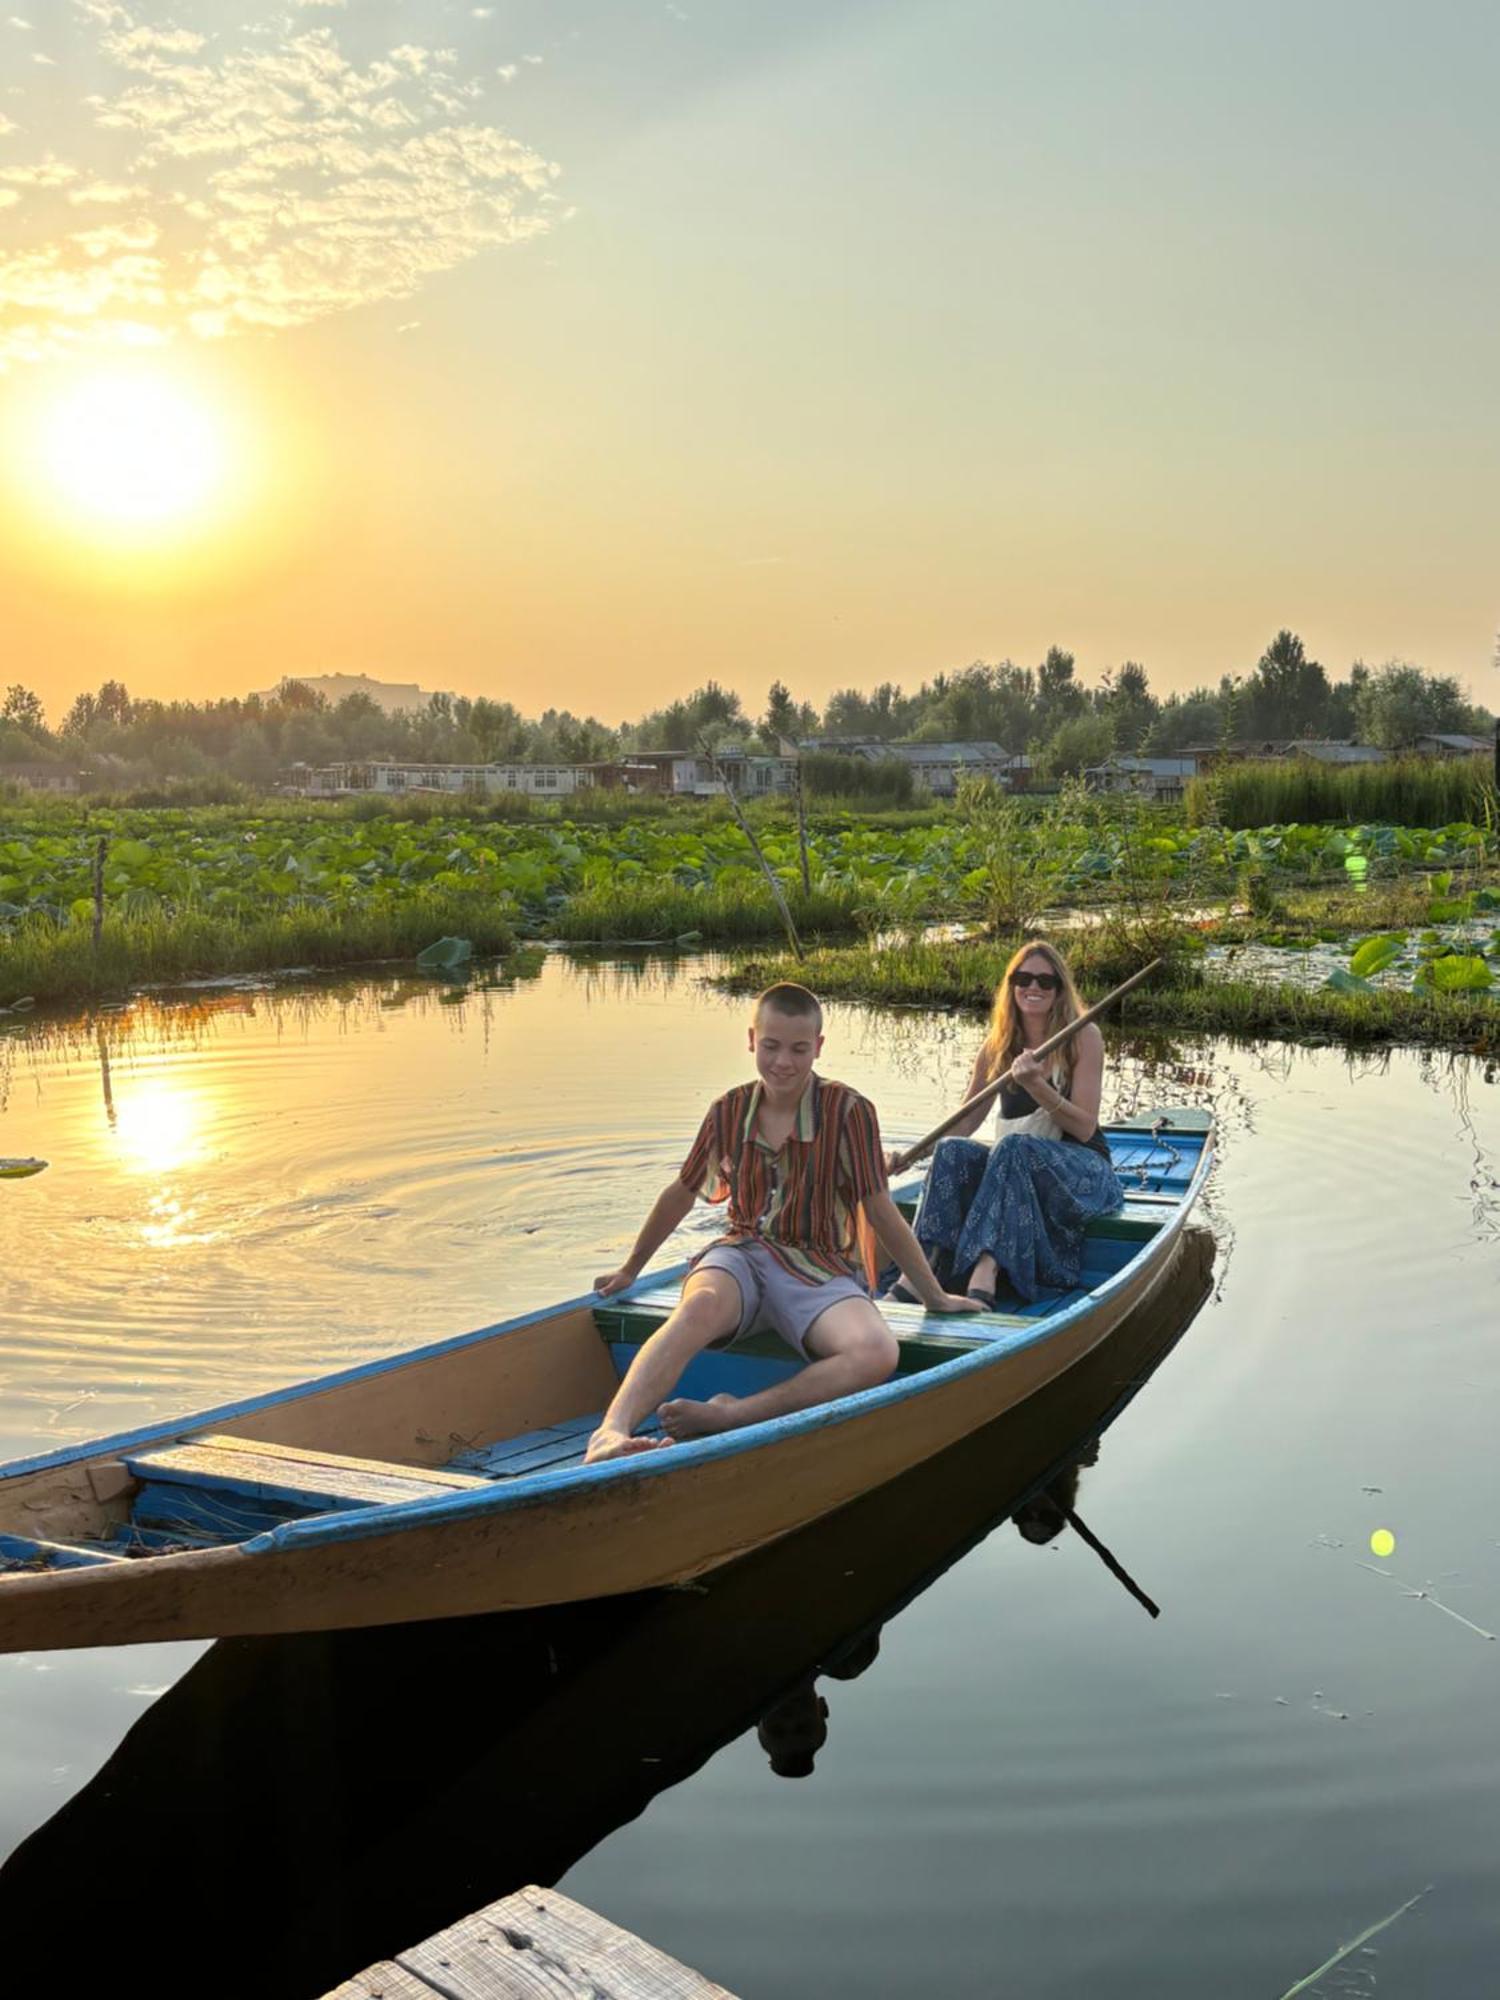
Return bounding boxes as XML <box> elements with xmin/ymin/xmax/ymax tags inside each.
<box><xmin>1370</xmin><ymin>1528</ymin><xmax>1396</xmax><ymax>1559</ymax></box>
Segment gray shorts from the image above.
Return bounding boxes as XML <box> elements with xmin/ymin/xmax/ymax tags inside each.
<box><xmin>690</xmin><ymin>1240</ymin><xmax>871</xmax><ymax>1362</ymax></box>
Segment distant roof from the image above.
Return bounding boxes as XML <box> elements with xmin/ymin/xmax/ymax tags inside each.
<box><xmin>1088</xmin><ymin>756</ymin><xmax>1196</xmax><ymax>777</ymax></box>
<box><xmin>891</xmin><ymin>740</ymin><xmax>1009</xmax><ymax>764</ymax></box>
<box><xmin>796</xmin><ymin>736</ymin><xmax>1012</xmax><ymax>764</ymax></box>
<box><xmin>1291</xmin><ymin>741</ymin><xmax>1386</xmax><ymax>764</ymax></box>
<box><xmin>1416</xmin><ymin>733</ymin><xmax>1490</xmax><ymax>751</ymax></box>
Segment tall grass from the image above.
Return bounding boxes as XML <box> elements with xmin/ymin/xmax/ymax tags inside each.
<box><xmin>800</xmin><ymin>751</ymin><xmax>917</xmax><ymax>807</ymax></box>
<box><xmin>720</xmin><ymin>936</ymin><xmax>1499</xmax><ymax>1052</ymax></box>
<box><xmin>552</xmin><ymin>879</ymin><xmax>865</xmax><ymax>944</ymax></box>
<box><xmin>1189</xmin><ymin>755</ymin><xmax>1496</xmax><ymax>830</ymax></box>
<box><xmin>0</xmin><ymin>892</ymin><xmax>518</xmax><ymax>1008</ymax></box>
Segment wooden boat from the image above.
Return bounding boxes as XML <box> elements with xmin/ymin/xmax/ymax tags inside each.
<box><xmin>0</xmin><ymin>1227</ymin><xmax>1217</xmax><ymax>2000</ymax></box>
<box><xmin>0</xmin><ymin>1109</ymin><xmax>1212</xmax><ymax>1653</ymax></box>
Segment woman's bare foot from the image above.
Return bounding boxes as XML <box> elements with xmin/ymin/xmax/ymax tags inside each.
<box><xmin>658</xmin><ymin>1392</ymin><xmax>742</xmax><ymax>1441</ymax></box>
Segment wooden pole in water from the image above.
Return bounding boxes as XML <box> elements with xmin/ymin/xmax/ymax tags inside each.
<box><xmin>700</xmin><ymin>739</ymin><xmax>804</xmax><ymax>962</ymax></box>
<box><xmin>889</xmin><ymin>957</ymin><xmax>1162</xmax><ymax>1173</ymax></box>
<box><xmin>91</xmin><ymin>833</ymin><xmax>107</xmax><ymax>954</ymax></box>
<box><xmin>794</xmin><ymin>758</ymin><xmax>812</xmax><ymax>898</ymax></box>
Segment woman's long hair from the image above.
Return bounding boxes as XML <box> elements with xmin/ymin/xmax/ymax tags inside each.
<box><xmin>980</xmin><ymin>938</ymin><xmax>1087</xmax><ymax>1086</ymax></box>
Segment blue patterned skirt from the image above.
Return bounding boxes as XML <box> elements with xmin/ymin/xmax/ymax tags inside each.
<box><xmin>908</xmin><ymin>1133</ymin><xmax>1124</xmax><ymax>1303</ymax></box>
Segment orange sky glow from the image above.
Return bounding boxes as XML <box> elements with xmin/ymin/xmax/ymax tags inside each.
<box><xmin>2</xmin><ymin>0</ymin><xmax>1496</xmax><ymax>725</ymax></box>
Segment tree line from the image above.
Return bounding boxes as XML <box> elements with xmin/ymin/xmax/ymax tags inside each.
<box><xmin>1</xmin><ymin>631</ymin><xmax>1491</xmax><ymax>791</ymax></box>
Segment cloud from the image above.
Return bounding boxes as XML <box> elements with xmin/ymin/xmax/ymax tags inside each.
<box><xmin>1</xmin><ymin>158</ymin><xmax>80</xmax><ymax>188</ymax></box>
<box><xmin>67</xmin><ymin>179</ymin><xmax>147</xmax><ymax>204</ymax></box>
<box><xmin>1</xmin><ymin>3</ymin><xmax>563</xmax><ymax>368</ymax></box>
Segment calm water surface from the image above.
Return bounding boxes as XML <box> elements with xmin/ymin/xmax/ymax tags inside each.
<box><xmin>1</xmin><ymin>953</ymin><xmax>1497</xmax><ymax>1998</ymax></box>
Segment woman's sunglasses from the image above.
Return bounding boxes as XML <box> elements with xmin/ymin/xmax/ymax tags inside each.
<box><xmin>1010</xmin><ymin>970</ymin><xmax>1060</xmax><ymax>992</ymax></box>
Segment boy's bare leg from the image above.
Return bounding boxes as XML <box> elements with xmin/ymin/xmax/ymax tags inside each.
<box><xmin>659</xmin><ymin>1296</ymin><xmax>898</xmax><ymax>1441</ymax></box>
<box><xmin>585</xmin><ymin>1268</ymin><xmax>744</xmax><ymax>1463</ymax></box>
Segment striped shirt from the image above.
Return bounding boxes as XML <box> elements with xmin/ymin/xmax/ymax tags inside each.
<box><xmin>678</xmin><ymin>1075</ymin><xmax>889</xmax><ymax>1284</ymax></box>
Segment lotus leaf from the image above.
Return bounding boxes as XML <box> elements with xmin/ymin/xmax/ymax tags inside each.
<box><xmin>1349</xmin><ymin>934</ymin><xmax>1405</xmax><ymax>979</ymax></box>
<box><xmin>416</xmin><ymin>936</ymin><xmax>474</xmax><ymax>971</ymax></box>
<box><xmin>1419</xmin><ymin>954</ymin><xmax>1493</xmax><ymax>993</ymax></box>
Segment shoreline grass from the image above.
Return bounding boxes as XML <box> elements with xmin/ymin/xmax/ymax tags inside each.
<box><xmin>717</xmin><ymin>935</ymin><xmax>1500</xmax><ymax>1053</ymax></box>
<box><xmin>549</xmin><ymin>880</ymin><xmax>864</xmax><ymax>945</ymax></box>
<box><xmin>0</xmin><ymin>892</ymin><xmax>517</xmax><ymax>1010</ymax></box>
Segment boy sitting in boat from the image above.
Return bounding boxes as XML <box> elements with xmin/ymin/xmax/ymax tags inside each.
<box><xmin>585</xmin><ymin>982</ymin><xmax>981</xmax><ymax>1464</ymax></box>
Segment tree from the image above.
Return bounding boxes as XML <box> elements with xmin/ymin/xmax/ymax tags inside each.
<box><xmin>275</xmin><ymin>679</ymin><xmax>328</xmax><ymax>713</ymax></box>
<box><xmin>1094</xmin><ymin>661</ymin><xmax>1158</xmax><ymax>752</ymax></box>
<box><xmin>1238</xmin><ymin>631</ymin><xmax>1331</xmax><ymax>739</ymax></box>
<box><xmin>760</xmin><ymin>680</ymin><xmax>801</xmax><ymax>750</ymax></box>
<box><xmin>1039</xmin><ymin>711</ymin><xmax>1113</xmax><ymax>781</ymax></box>
<box><xmin>1143</xmin><ymin>688</ymin><xmax>1224</xmax><ymax>754</ymax></box>
<box><xmin>1</xmin><ymin>685</ymin><xmax>45</xmax><ymax>734</ymax></box>
<box><xmin>1351</xmin><ymin>660</ymin><xmax>1471</xmax><ymax>750</ymax></box>
<box><xmin>1033</xmin><ymin>646</ymin><xmax>1085</xmax><ymax>741</ymax></box>
<box><xmin>822</xmin><ymin>682</ymin><xmax>913</xmax><ymax>739</ymax></box>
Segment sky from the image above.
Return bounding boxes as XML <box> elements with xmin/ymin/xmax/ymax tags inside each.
<box><xmin>1</xmin><ymin>0</ymin><xmax>1497</xmax><ymax>727</ymax></box>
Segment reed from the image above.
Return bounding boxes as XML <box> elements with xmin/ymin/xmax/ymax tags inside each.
<box><xmin>0</xmin><ymin>892</ymin><xmax>517</xmax><ymax>1008</ymax></box>
<box><xmin>551</xmin><ymin>879</ymin><xmax>864</xmax><ymax>944</ymax></box>
<box><xmin>1189</xmin><ymin>755</ymin><xmax>1495</xmax><ymax>830</ymax></box>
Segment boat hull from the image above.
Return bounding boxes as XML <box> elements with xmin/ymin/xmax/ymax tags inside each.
<box><xmin>0</xmin><ymin>1227</ymin><xmax>1185</xmax><ymax>1652</ymax></box>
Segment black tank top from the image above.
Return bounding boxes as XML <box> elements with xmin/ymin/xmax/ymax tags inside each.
<box><xmin>997</xmin><ymin>1075</ymin><xmax>1111</xmax><ymax>1162</ymax></box>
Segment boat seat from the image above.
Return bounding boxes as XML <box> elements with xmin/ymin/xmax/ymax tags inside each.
<box><xmin>121</xmin><ymin>1433</ymin><xmax>492</xmax><ymax>1514</ymax></box>
<box><xmin>596</xmin><ymin>1285</ymin><xmax>1023</xmax><ymax>1358</ymax></box>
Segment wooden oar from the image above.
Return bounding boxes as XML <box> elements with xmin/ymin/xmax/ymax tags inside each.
<box><xmin>889</xmin><ymin>957</ymin><xmax>1162</xmax><ymax>1175</ymax></box>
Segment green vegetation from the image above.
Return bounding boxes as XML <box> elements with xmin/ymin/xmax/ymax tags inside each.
<box><xmin>0</xmin><ymin>893</ymin><xmax>516</xmax><ymax>1008</ymax></box>
<box><xmin>2</xmin><ymin>791</ymin><xmax>1497</xmax><ymax>1023</ymax></box>
<box><xmin>3</xmin><ymin>628</ymin><xmax>1490</xmax><ymax>799</ymax></box>
<box><xmin>1189</xmin><ymin>753</ymin><xmax>1494</xmax><ymax>831</ymax></box>
<box><xmin>720</xmin><ymin>935</ymin><xmax>1500</xmax><ymax>1054</ymax></box>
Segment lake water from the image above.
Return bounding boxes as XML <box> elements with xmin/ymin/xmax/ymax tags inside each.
<box><xmin>1</xmin><ymin>953</ymin><xmax>1497</xmax><ymax>1999</ymax></box>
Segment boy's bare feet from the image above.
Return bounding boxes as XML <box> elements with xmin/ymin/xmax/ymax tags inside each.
<box><xmin>584</xmin><ymin>1427</ymin><xmax>672</xmax><ymax>1465</ymax></box>
<box><xmin>658</xmin><ymin>1392</ymin><xmax>742</xmax><ymax>1440</ymax></box>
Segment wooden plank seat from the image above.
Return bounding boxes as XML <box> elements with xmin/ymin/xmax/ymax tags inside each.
<box><xmin>594</xmin><ymin>1286</ymin><xmax>1020</xmax><ymax>1365</ymax></box>
<box><xmin>121</xmin><ymin>1433</ymin><xmax>492</xmax><ymax>1516</ymax></box>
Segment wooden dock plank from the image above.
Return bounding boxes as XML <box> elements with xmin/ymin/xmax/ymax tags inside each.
<box><xmin>379</xmin><ymin>1886</ymin><xmax>738</xmax><ymax>1999</ymax></box>
<box><xmin>324</xmin><ymin>1961</ymin><xmax>443</xmax><ymax>2000</ymax></box>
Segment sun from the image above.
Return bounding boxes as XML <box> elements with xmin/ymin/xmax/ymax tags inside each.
<box><xmin>30</xmin><ymin>366</ymin><xmax>232</xmax><ymax>538</ymax></box>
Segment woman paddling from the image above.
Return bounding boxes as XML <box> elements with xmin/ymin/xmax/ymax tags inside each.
<box><xmin>893</xmin><ymin>940</ymin><xmax>1123</xmax><ymax>1307</ymax></box>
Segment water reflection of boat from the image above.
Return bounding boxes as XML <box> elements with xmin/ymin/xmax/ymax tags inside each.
<box><xmin>0</xmin><ymin>1113</ymin><xmax>1211</xmax><ymax>1653</ymax></box>
<box><xmin>0</xmin><ymin>1230</ymin><xmax>1213</xmax><ymax>2000</ymax></box>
